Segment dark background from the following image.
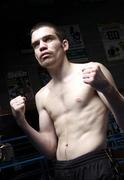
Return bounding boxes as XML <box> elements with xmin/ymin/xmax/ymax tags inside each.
<box><xmin>0</xmin><ymin>0</ymin><xmax>124</xmax><ymax>179</ymax></box>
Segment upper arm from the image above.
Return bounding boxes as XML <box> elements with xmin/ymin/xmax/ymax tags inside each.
<box><xmin>35</xmin><ymin>90</ymin><xmax>57</xmax><ymax>139</ymax></box>
<box><xmin>38</xmin><ymin>108</ymin><xmax>56</xmax><ymax>135</ymax></box>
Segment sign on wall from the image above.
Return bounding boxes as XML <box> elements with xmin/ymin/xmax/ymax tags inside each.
<box><xmin>98</xmin><ymin>23</ymin><xmax>124</xmax><ymax>61</ymax></box>
<box><xmin>60</xmin><ymin>24</ymin><xmax>88</xmax><ymax>62</ymax></box>
<box><xmin>7</xmin><ymin>70</ymin><xmax>35</xmax><ymax>109</ymax></box>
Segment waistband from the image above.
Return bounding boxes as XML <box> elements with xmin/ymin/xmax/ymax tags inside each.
<box><xmin>55</xmin><ymin>149</ymin><xmax>109</xmax><ymax>170</ymax></box>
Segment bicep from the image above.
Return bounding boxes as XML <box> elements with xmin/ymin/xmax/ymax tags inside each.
<box><xmin>39</xmin><ymin>109</ymin><xmax>55</xmax><ymax>133</ymax></box>
<box><xmin>35</xmin><ymin>89</ymin><xmax>57</xmax><ymax>138</ymax></box>
<box><xmin>38</xmin><ymin>109</ymin><xmax>57</xmax><ymax>146</ymax></box>
<box><xmin>35</xmin><ymin>90</ymin><xmax>54</xmax><ymax>133</ymax></box>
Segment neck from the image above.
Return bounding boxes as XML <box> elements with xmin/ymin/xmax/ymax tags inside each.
<box><xmin>47</xmin><ymin>58</ymin><xmax>73</xmax><ymax>82</ymax></box>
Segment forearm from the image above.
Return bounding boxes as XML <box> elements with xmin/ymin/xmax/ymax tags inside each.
<box><xmin>102</xmin><ymin>84</ymin><xmax>124</xmax><ymax>129</ymax></box>
<box><xmin>10</xmin><ymin>96</ymin><xmax>57</xmax><ymax>158</ymax></box>
<box><xmin>18</xmin><ymin>119</ymin><xmax>57</xmax><ymax>158</ymax></box>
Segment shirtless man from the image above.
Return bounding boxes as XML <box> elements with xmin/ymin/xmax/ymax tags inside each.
<box><xmin>10</xmin><ymin>22</ymin><xmax>124</xmax><ymax>179</ymax></box>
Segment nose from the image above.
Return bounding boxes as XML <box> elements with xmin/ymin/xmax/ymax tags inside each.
<box><xmin>39</xmin><ymin>40</ymin><xmax>47</xmax><ymax>51</ymax></box>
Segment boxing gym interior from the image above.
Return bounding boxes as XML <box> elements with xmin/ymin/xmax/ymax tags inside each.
<box><xmin>0</xmin><ymin>0</ymin><xmax>124</xmax><ymax>179</ymax></box>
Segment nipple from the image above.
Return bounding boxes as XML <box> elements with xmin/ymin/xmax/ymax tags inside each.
<box><xmin>76</xmin><ymin>97</ymin><xmax>82</xmax><ymax>103</ymax></box>
<box><xmin>66</xmin><ymin>144</ymin><xmax>68</xmax><ymax>147</ymax></box>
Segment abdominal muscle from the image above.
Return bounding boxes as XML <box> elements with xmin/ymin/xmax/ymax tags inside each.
<box><xmin>56</xmin><ymin>130</ymin><xmax>107</xmax><ymax>160</ymax></box>
<box><xmin>55</xmin><ymin>104</ymin><xmax>108</xmax><ymax>161</ymax></box>
<box><xmin>46</xmin><ymin>74</ymin><xmax>109</xmax><ymax>160</ymax></box>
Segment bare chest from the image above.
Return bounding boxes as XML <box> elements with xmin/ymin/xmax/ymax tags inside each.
<box><xmin>45</xmin><ymin>77</ymin><xmax>94</xmax><ymax>120</ymax></box>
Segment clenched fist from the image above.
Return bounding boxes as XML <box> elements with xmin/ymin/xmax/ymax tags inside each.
<box><xmin>10</xmin><ymin>96</ymin><xmax>27</xmax><ymax>126</ymax></box>
<box><xmin>82</xmin><ymin>62</ymin><xmax>110</xmax><ymax>92</ymax></box>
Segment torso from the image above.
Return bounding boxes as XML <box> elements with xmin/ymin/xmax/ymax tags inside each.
<box><xmin>38</xmin><ymin>63</ymin><xmax>109</xmax><ymax>160</ymax></box>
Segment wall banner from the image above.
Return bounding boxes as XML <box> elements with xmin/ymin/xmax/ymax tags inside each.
<box><xmin>7</xmin><ymin>70</ymin><xmax>35</xmax><ymax>109</ymax></box>
<box><xmin>60</xmin><ymin>24</ymin><xmax>88</xmax><ymax>62</ymax></box>
<box><xmin>98</xmin><ymin>23</ymin><xmax>124</xmax><ymax>61</ymax></box>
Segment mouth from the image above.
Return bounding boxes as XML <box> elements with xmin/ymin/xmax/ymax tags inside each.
<box><xmin>40</xmin><ymin>52</ymin><xmax>51</xmax><ymax>60</ymax></box>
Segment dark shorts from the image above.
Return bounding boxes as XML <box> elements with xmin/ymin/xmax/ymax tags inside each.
<box><xmin>54</xmin><ymin>149</ymin><xmax>121</xmax><ymax>180</ymax></box>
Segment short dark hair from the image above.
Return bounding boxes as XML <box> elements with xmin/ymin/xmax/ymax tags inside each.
<box><xmin>30</xmin><ymin>22</ymin><xmax>66</xmax><ymax>42</ymax></box>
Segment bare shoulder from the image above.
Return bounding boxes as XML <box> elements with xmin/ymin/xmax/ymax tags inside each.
<box><xmin>71</xmin><ymin>61</ymin><xmax>107</xmax><ymax>70</ymax></box>
<box><xmin>80</xmin><ymin>61</ymin><xmax>106</xmax><ymax>68</ymax></box>
<box><xmin>35</xmin><ymin>81</ymin><xmax>52</xmax><ymax>111</ymax></box>
<box><xmin>71</xmin><ymin>62</ymin><xmax>90</xmax><ymax>70</ymax></box>
<box><xmin>73</xmin><ymin>61</ymin><xmax>113</xmax><ymax>78</ymax></box>
<box><xmin>80</xmin><ymin>61</ymin><xmax>109</xmax><ymax>71</ymax></box>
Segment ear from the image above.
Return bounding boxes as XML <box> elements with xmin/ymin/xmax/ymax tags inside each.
<box><xmin>62</xmin><ymin>39</ymin><xmax>69</xmax><ymax>51</ymax></box>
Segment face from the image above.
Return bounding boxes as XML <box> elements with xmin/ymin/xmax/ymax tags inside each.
<box><xmin>31</xmin><ymin>26</ymin><xmax>69</xmax><ymax>69</ymax></box>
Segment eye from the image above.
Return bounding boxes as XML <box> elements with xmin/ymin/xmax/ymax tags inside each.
<box><xmin>43</xmin><ymin>35</ymin><xmax>54</xmax><ymax>43</ymax></box>
<box><xmin>44</xmin><ymin>37</ymin><xmax>52</xmax><ymax>42</ymax></box>
<box><xmin>32</xmin><ymin>41</ymin><xmax>39</xmax><ymax>49</ymax></box>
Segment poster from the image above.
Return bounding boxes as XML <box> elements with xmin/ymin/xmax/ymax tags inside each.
<box><xmin>7</xmin><ymin>70</ymin><xmax>34</xmax><ymax>108</ymax></box>
<box><xmin>98</xmin><ymin>23</ymin><xmax>124</xmax><ymax>61</ymax></box>
<box><xmin>60</xmin><ymin>24</ymin><xmax>88</xmax><ymax>62</ymax></box>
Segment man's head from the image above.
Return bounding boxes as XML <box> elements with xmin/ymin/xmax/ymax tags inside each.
<box><xmin>30</xmin><ymin>22</ymin><xmax>69</xmax><ymax>69</ymax></box>
<box><xmin>30</xmin><ymin>22</ymin><xmax>66</xmax><ymax>42</ymax></box>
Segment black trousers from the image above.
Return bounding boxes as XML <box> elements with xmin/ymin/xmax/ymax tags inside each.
<box><xmin>54</xmin><ymin>149</ymin><xmax>121</xmax><ymax>180</ymax></box>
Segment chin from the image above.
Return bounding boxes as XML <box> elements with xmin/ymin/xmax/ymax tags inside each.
<box><xmin>40</xmin><ymin>61</ymin><xmax>53</xmax><ymax>69</ymax></box>
<box><xmin>43</xmin><ymin>59</ymin><xmax>57</xmax><ymax>68</ymax></box>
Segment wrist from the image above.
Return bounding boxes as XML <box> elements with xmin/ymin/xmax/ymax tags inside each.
<box><xmin>17</xmin><ymin>117</ymin><xmax>28</xmax><ymax>128</ymax></box>
<box><xmin>101</xmin><ymin>81</ymin><xmax>113</xmax><ymax>95</ymax></box>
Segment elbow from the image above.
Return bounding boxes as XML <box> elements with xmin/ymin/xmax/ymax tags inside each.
<box><xmin>46</xmin><ymin>141</ymin><xmax>57</xmax><ymax>159</ymax></box>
